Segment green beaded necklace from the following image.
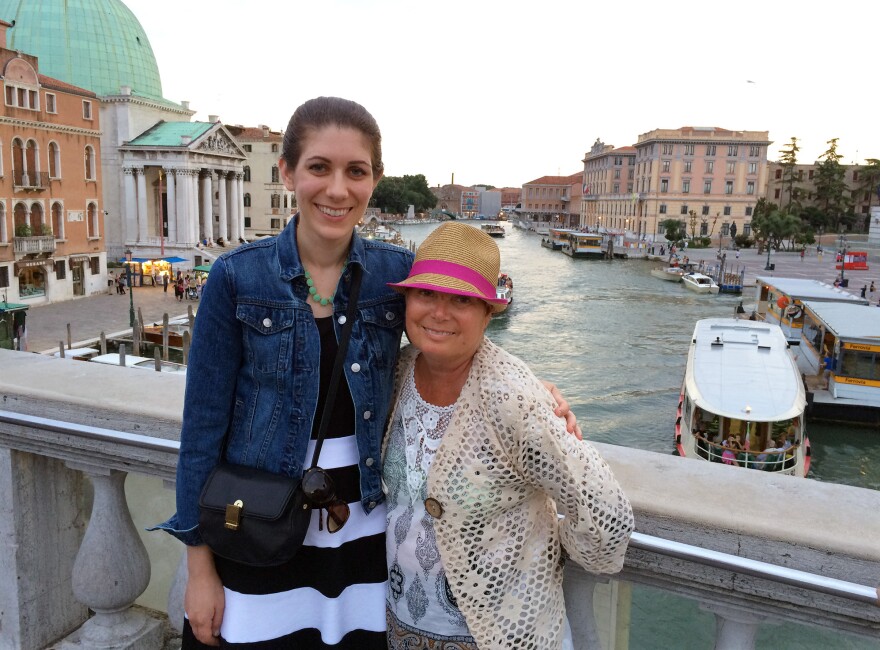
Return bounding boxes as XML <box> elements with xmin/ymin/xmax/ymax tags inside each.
<box><xmin>303</xmin><ymin>263</ymin><xmax>346</xmax><ymax>306</ymax></box>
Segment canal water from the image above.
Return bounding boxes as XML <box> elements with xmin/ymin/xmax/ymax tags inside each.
<box><xmin>397</xmin><ymin>221</ymin><xmax>879</xmax><ymax>650</ymax></box>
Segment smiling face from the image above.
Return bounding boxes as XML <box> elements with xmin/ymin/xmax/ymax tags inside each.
<box><xmin>405</xmin><ymin>288</ymin><xmax>492</xmax><ymax>370</ymax></box>
<box><xmin>280</xmin><ymin>125</ymin><xmax>380</xmax><ymax>247</ymax></box>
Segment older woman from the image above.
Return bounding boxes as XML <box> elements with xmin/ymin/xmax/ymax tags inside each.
<box><xmin>382</xmin><ymin>222</ymin><xmax>634</xmax><ymax>649</ymax></box>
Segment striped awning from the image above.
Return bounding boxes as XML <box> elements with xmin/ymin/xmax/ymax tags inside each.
<box><xmin>68</xmin><ymin>254</ymin><xmax>92</xmax><ymax>263</ymax></box>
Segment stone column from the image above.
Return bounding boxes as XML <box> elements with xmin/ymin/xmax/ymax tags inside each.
<box><xmin>216</xmin><ymin>171</ymin><xmax>228</xmax><ymax>243</ymax></box>
<box><xmin>164</xmin><ymin>167</ymin><xmax>177</xmax><ymax>245</ymax></box>
<box><xmin>701</xmin><ymin>602</ymin><xmax>768</xmax><ymax>650</ymax></box>
<box><xmin>237</xmin><ymin>173</ymin><xmax>246</xmax><ymax>240</ymax></box>
<box><xmin>136</xmin><ymin>167</ymin><xmax>148</xmax><ymax>243</ymax></box>
<box><xmin>190</xmin><ymin>170</ymin><xmax>200</xmax><ymax>244</ymax></box>
<box><xmin>201</xmin><ymin>171</ymin><xmax>213</xmax><ymax>243</ymax></box>
<box><xmin>60</xmin><ymin>465</ymin><xmax>162</xmax><ymax>649</ymax></box>
<box><xmin>228</xmin><ymin>173</ymin><xmax>240</xmax><ymax>244</ymax></box>
<box><xmin>0</xmin><ymin>449</ymin><xmax>87</xmax><ymax>650</ymax></box>
<box><xmin>175</xmin><ymin>169</ymin><xmax>190</xmax><ymax>246</ymax></box>
<box><xmin>123</xmin><ymin>168</ymin><xmax>137</xmax><ymax>244</ymax></box>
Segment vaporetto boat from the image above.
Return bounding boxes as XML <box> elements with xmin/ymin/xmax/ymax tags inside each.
<box><xmin>560</xmin><ymin>232</ymin><xmax>604</xmax><ymax>258</ymax></box>
<box><xmin>675</xmin><ymin>318</ymin><xmax>810</xmax><ymax>477</ymax></box>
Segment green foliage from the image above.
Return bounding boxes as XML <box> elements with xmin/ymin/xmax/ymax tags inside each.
<box><xmin>371</xmin><ymin>174</ymin><xmax>438</xmax><ymax>214</ymax></box>
<box><xmin>38</xmin><ymin>223</ymin><xmax>53</xmax><ymax>236</ymax></box>
<box><xmin>777</xmin><ymin>137</ymin><xmax>802</xmax><ymax>213</ymax></box>
<box><xmin>813</xmin><ymin>138</ymin><xmax>852</xmax><ymax>231</ymax></box>
<box><xmin>734</xmin><ymin>234</ymin><xmax>754</xmax><ymax>248</ymax></box>
<box><xmin>14</xmin><ymin>224</ymin><xmax>32</xmax><ymax>237</ymax></box>
<box><xmin>751</xmin><ymin>209</ymin><xmax>802</xmax><ymax>251</ymax></box>
<box><xmin>855</xmin><ymin>158</ymin><xmax>880</xmax><ymax>229</ymax></box>
<box><xmin>659</xmin><ymin>218</ymin><xmax>685</xmax><ymax>243</ymax></box>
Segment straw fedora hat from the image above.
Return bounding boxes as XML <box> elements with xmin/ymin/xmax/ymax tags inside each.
<box><xmin>388</xmin><ymin>222</ymin><xmax>509</xmax><ymax>313</ymax></box>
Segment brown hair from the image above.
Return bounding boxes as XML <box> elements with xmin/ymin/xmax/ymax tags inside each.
<box><xmin>281</xmin><ymin>97</ymin><xmax>384</xmax><ymax>177</ymax></box>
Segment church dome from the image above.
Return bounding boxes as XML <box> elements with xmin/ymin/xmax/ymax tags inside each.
<box><xmin>0</xmin><ymin>0</ymin><xmax>163</xmax><ymax>99</ymax></box>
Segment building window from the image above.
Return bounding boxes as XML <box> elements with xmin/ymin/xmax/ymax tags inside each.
<box><xmin>244</xmin><ymin>217</ymin><xmax>251</xmax><ymax>227</ymax></box>
<box><xmin>723</xmin><ymin>206</ymin><xmax>731</xmax><ymax>216</ymax></box>
<box><xmin>5</xmin><ymin>84</ymin><xmax>39</xmax><ymax>109</ymax></box>
<box><xmin>700</xmin><ymin>221</ymin><xmax>708</xmax><ymax>236</ymax></box>
<box><xmin>809</xmin><ymin>169</ymin><xmax>815</xmax><ymax>180</ymax></box>
<box><xmin>684</xmin><ymin>144</ymin><xmax>695</xmax><ymax>155</ymax></box>
<box><xmin>271</xmin><ymin>144</ymin><xmax>279</xmax><ymax>153</ymax></box>
<box><xmin>684</xmin><ymin>161</ymin><xmax>692</xmax><ymax>173</ymax></box>
<box><xmin>721</xmin><ymin>223</ymin><xmax>731</xmax><ymax>236</ymax></box>
<box><xmin>84</xmin><ymin>146</ymin><xmax>96</xmax><ymax>180</ymax></box>
<box><xmin>271</xmin><ymin>166</ymin><xmax>279</xmax><ymax>183</ymax></box>
<box><xmin>748</xmin><ymin>162</ymin><xmax>757</xmax><ymax>174</ymax></box>
<box><xmin>706</xmin><ymin>145</ymin><xmax>716</xmax><ymax>156</ymax></box>
<box><xmin>55</xmin><ymin>260</ymin><xmax>66</xmax><ymax>279</ymax></box>
<box><xmin>614</xmin><ymin>169</ymin><xmax>620</xmax><ymax>179</ymax></box>
<box><xmin>749</xmin><ymin>146</ymin><xmax>760</xmax><ymax>157</ymax></box>
<box><xmin>726</xmin><ymin>162</ymin><xmax>735</xmax><ymax>175</ymax></box>
<box><xmin>45</xmin><ymin>92</ymin><xmax>56</xmax><ymax>113</ymax></box>
<box><xmin>243</xmin><ymin>144</ymin><xmax>252</xmax><ymax>152</ymax></box>
<box><xmin>745</xmin><ymin>206</ymin><xmax>753</xmax><ymax>216</ymax></box>
<box><xmin>83</xmin><ymin>100</ymin><xmax>92</xmax><ymax>120</ymax></box>
<box><xmin>774</xmin><ymin>188</ymin><xmax>781</xmax><ymax>199</ymax></box>
<box><xmin>797</xmin><ymin>170</ymin><xmax>804</xmax><ymax>181</ymax></box>
<box><xmin>682</xmin><ymin>180</ymin><xmax>690</xmax><ymax>193</ymax></box>
<box><xmin>243</xmin><ymin>193</ymin><xmax>251</xmax><ymax>207</ymax></box>
<box><xmin>662</xmin><ymin>160</ymin><xmax>670</xmax><ymax>173</ymax></box>
<box><xmin>87</xmin><ymin>203</ymin><xmax>99</xmax><ymax>238</ymax></box>
<box><xmin>725</xmin><ymin>181</ymin><xmax>733</xmax><ymax>194</ymax></box>
<box><xmin>775</xmin><ymin>169</ymin><xmax>782</xmax><ymax>179</ymax></box>
<box><xmin>659</xmin><ymin>204</ymin><xmax>667</xmax><ymax>214</ymax></box>
<box><xmin>705</xmin><ymin>161</ymin><xmax>714</xmax><ymax>174</ymax></box>
<box><xmin>90</xmin><ymin>257</ymin><xmax>100</xmax><ymax>275</ymax></box>
<box><xmin>48</xmin><ymin>142</ymin><xmax>60</xmax><ymax>178</ymax></box>
<box><xmin>703</xmin><ymin>180</ymin><xmax>712</xmax><ymax>194</ymax></box>
<box><xmin>728</xmin><ymin>145</ymin><xmax>738</xmax><ymax>157</ymax></box>
<box><xmin>243</xmin><ymin>166</ymin><xmax>251</xmax><ymax>182</ymax></box>
<box><xmin>0</xmin><ymin>266</ymin><xmax>8</xmax><ymax>288</ymax></box>
<box><xmin>747</xmin><ymin>181</ymin><xmax>755</xmax><ymax>195</ymax></box>
<box><xmin>271</xmin><ymin>218</ymin><xmax>281</xmax><ymax>229</ymax></box>
<box><xmin>702</xmin><ymin>205</ymin><xmax>710</xmax><ymax>216</ymax></box>
<box><xmin>660</xmin><ymin>179</ymin><xmax>669</xmax><ymax>193</ymax></box>
<box><xmin>271</xmin><ymin>193</ymin><xmax>280</xmax><ymax>208</ymax></box>
<box><xmin>613</xmin><ymin>183</ymin><xmax>620</xmax><ymax>193</ymax></box>
<box><xmin>52</xmin><ymin>201</ymin><xmax>64</xmax><ymax>239</ymax></box>
<box><xmin>680</xmin><ymin>205</ymin><xmax>688</xmax><ymax>215</ymax></box>
<box><xmin>743</xmin><ymin>222</ymin><xmax>751</xmax><ymax>235</ymax></box>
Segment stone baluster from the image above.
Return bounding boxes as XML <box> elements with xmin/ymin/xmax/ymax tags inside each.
<box><xmin>60</xmin><ymin>465</ymin><xmax>163</xmax><ymax>649</ymax></box>
<box><xmin>701</xmin><ymin>602</ymin><xmax>767</xmax><ymax>650</ymax></box>
<box><xmin>562</xmin><ymin>568</ymin><xmax>607</xmax><ymax>649</ymax></box>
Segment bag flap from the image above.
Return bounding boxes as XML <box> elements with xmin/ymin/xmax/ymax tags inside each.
<box><xmin>199</xmin><ymin>464</ymin><xmax>300</xmax><ymax>521</ymax></box>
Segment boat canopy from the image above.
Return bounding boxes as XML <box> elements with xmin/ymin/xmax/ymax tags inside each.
<box><xmin>684</xmin><ymin>319</ymin><xmax>805</xmax><ymax>422</ymax></box>
<box><xmin>802</xmin><ymin>301</ymin><xmax>880</xmax><ymax>343</ymax></box>
<box><xmin>755</xmin><ymin>276</ymin><xmax>868</xmax><ymax>305</ymax></box>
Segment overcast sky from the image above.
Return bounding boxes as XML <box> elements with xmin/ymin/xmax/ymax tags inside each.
<box><xmin>124</xmin><ymin>0</ymin><xmax>877</xmax><ymax>189</ymax></box>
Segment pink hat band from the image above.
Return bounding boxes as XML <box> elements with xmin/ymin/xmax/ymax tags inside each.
<box><xmin>388</xmin><ymin>259</ymin><xmax>508</xmax><ymax>305</ymax></box>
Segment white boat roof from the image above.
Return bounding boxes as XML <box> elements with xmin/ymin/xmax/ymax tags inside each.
<box><xmin>801</xmin><ymin>301</ymin><xmax>880</xmax><ymax>343</ymax></box>
<box><xmin>685</xmin><ymin>318</ymin><xmax>805</xmax><ymax>422</ymax></box>
<box><xmin>755</xmin><ymin>276</ymin><xmax>868</xmax><ymax>304</ymax></box>
<box><xmin>91</xmin><ymin>353</ymin><xmax>154</xmax><ymax>367</ymax></box>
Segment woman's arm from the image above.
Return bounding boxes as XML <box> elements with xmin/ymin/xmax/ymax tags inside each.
<box><xmin>185</xmin><ymin>545</ymin><xmax>225</xmax><ymax>646</ymax></box>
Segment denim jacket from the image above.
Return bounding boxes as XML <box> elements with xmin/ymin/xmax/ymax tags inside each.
<box><xmin>154</xmin><ymin>217</ymin><xmax>414</xmax><ymax>546</ymax></box>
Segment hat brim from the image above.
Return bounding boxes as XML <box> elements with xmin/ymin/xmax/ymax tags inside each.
<box><xmin>389</xmin><ymin>274</ymin><xmax>508</xmax><ymax>313</ymax></box>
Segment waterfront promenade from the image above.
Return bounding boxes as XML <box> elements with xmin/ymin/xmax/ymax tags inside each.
<box><xmin>20</xmin><ymin>237</ymin><xmax>877</xmax><ymax>354</ymax></box>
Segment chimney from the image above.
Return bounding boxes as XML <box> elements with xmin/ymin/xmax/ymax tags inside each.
<box><xmin>180</xmin><ymin>135</ymin><xmax>192</xmax><ymax>146</ymax></box>
<box><xmin>208</xmin><ymin>114</ymin><xmax>219</xmax><ymax>123</ymax></box>
<box><xmin>261</xmin><ymin>125</ymin><xmax>269</xmax><ymax>137</ymax></box>
<box><xmin>120</xmin><ymin>85</ymin><xmax>131</xmax><ymax>96</ymax></box>
<box><xmin>180</xmin><ymin>100</ymin><xmax>190</xmax><ymax>110</ymax></box>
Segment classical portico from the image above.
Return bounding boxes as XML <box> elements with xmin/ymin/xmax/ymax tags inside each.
<box><xmin>118</xmin><ymin>122</ymin><xmax>247</xmax><ymax>262</ymax></box>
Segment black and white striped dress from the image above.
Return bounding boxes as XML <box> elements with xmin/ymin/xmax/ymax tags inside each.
<box><xmin>183</xmin><ymin>316</ymin><xmax>388</xmax><ymax>649</ymax></box>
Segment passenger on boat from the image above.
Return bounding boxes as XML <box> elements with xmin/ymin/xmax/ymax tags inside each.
<box><xmin>721</xmin><ymin>435</ymin><xmax>742</xmax><ymax>466</ymax></box>
<box><xmin>756</xmin><ymin>442</ymin><xmax>783</xmax><ymax>470</ymax></box>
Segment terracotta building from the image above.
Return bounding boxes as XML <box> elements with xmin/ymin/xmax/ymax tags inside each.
<box><xmin>0</xmin><ymin>20</ymin><xmax>105</xmax><ymax>303</ymax></box>
<box><xmin>521</xmin><ymin>173</ymin><xmax>582</xmax><ymax>227</ymax></box>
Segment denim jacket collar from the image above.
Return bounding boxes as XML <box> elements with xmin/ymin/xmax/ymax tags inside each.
<box><xmin>277</xmin><ymin>214</ymin><xmax>368</xmax><ymax>282</ymax></box>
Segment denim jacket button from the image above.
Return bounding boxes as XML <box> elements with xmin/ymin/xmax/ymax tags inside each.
<box><xmin>368</xmin><ymin>500</ymin><xmax>377</xmax><ymax>509</ymax></box>
<box><xmin>365</xmin><ymin>457</ymin><xmax>375</xmax><ymax>467</ymax></box>
<box><xmin>385</xmin><ymin>311</ymin><xmax>395</xmax><ymax>321</ymax></box>
<box><xmin>338</xmin><ymin>315</ymin><xmax>347</xmax><ymax>325</ymax></box>
<box><xmin>262</xmin><ymin>317</ymin><xmax>272</xmax><ymax>328</ymax></box>
<box><xmin>363</xmin><ymin>410</ymin><xmax>372</xmax><ymax>419</ymax></box>
<box><xmin>351</xmin><ymin>362</ymin><xmax>361</xmax><ymax>373</ymax></box>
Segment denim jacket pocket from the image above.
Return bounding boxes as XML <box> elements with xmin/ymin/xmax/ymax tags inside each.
<box><xmin>359</xmin><ymin>300</ymin><xmax>406</xmax><ymax>369</ymax></box>
<box><xmin>236</xmin><ymin>303</ymin><xmax>297</xmax><ymax>373</ymax></box>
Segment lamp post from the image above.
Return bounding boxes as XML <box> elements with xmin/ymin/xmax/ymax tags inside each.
<box><xmin>838</xmin><ymin>231</ymin><xmax>847</xmax><ymax>286</ymax></box>
<box><xmin>125</xmin><ymin>249</ymin><xmax>135</xmax><ymax>328</ymax></box>
<box><xmin>764</xmin><ymin>238</ymin><xmax>773</xmax><ymax>270</ymax></box>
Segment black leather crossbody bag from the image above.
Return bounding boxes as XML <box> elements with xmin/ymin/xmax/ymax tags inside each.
<box><xmin>198</xmin><ymin>265</ymin><xmax>362</xmax><ymax>567</ymax></box>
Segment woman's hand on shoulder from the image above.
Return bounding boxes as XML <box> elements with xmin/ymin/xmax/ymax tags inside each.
<box><xmin>541</xmin><ymin>380</ymin><xmax>582</xmax><ymax>440</ymax></box>
<box><xmin>185</xmin><ymin>545</ymin><xmax>225</xmax><ymax>646</ymax></box>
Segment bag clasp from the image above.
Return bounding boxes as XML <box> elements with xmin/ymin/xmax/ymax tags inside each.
<box><xmin>225</xmin><ymin>499</ymin><xmax>244</xmax><ymax>530</ymax></box>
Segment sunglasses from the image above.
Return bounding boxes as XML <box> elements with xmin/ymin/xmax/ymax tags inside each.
<box><xmin>301</xmin><ymin>467</ymin><xmax>350</xmax><ymax>533</ymax></box>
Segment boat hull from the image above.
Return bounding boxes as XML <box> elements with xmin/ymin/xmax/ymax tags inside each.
<box><xmin>651</xmin><ymin>268</ymin><xmax>684</xmax><ymax>282</ymax></box>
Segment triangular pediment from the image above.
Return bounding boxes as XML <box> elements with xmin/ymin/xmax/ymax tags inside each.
<box><xmin>193</xmin><ymin>125</ymin><xmax>247</xmax><ymax>159</ymax></box>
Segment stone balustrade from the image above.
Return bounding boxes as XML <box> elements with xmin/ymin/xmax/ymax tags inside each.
<box><xmin>1</xmin><ymin>348</ymin><xmax>878</xmax><ymax>649</ymax></box>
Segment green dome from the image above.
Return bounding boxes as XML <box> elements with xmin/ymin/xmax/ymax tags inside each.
<box><xmin>0</xmin><ymin>0</ymin><xmax>163</xmax><ymax>99</ymax></box>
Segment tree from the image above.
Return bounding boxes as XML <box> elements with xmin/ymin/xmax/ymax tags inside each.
<box><xmin>371</xmin><ymin>174</ymin><xmax>438</xmax><ymax>214</ymax></box>
<box><xmin>659</xmin><ymin>218</ymin><xmax>685</xmax><ymax>244</ymax></box>
<box><xmin>855</xmin><ymin>158</ymin><xmax>880</xmax><ymax>230</ymax></box>
<box><xmin>777</xmin><ymin>137</ymin><xmax>802</xmax><ymax>213</ymax></box>
<box><xmin>751</xmin><ymin>209</ymin><xmax>802</xmax><ymax>251</ymax></box>
<box><xmin>813</xmin><ymin>138</ymin><xmax>852</xmax><ymax>232</ymax></box>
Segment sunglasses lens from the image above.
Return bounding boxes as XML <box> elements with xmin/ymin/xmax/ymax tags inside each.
<box><xmin>325</xmin><ymin>500</ymin><xmax>350</xmax><ymax>534</ymax></box>
<box><xmin>302</xmin><ymin>468</ymin><xmax>335</xmax><ymax>506</ymax></box>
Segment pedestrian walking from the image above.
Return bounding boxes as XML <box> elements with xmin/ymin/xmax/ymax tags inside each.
<box><xmin>800</xmin><ymin>249</ymin><xmax>805</xmax><ymax>261</ymax></box>
<box><xmin>870</xmin><ymin>281</ymin><xmax>875</xmax><ymax>294</ymax></box>
<box><xmin>163</xmin><ymin>273</ymin><xmax>169</xmax><ymax>293</ymax></box>
<box><xmin>861</xmin><ymin>285</ymin><xmax>868</xmax><ymax>299</ymax></box>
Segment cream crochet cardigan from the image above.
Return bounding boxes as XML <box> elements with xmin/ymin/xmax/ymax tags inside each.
<box><xmin>383</xmin><ymin>339</ymin><xmax>634</xmax><ymax>649</ymax></box>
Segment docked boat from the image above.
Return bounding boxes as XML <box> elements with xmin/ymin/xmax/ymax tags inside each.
<box><xmin>682</xmin><ymin>272</ymin><xmax>719</xmax><ymax>294</ymax></box>
<box><xmin>560</xmin><ymin>232</ymin><xmax>604</xmax><ymax>258</ymax></box>
<box><xmin>796</xmin><ymin>301</ymin><xmax>880</xmax><ymax>425</ymax></box>
<box><xmin>541</xmin><ymin>228</ymin><xmax>573</xmax><ymax>250</ymax></box>
<box><xmin>753</xmin><ymin>276</ymin><xmax>868</xmax><ymax>345</ymax></box>
<box><xmin>481</xmin><ymin>224</ymin><xmax>505</xmax><ymax>238</ymax></box>
<box><xmin>675</xmin><ymin>318</ymin><xmax>810</xmax><ymax>477</ymax></box>
<box><xmin>358</xmin><ymin>223</ymin><xmax>406</xmax><ymax>246</ymax></box>
<box><xmin>650</xmin><ymin>266</ymin><xmax>686</xmax><ymax>282</ymax></box>
<box><xmin>91</xmin><ymin>353</ymin><xmax>187</xmax><ymax>375</ymax></box>
<box><xmin>143</xmin><ymin>323</ymin><xmax>190</xmax><ymax>348</ymax></box>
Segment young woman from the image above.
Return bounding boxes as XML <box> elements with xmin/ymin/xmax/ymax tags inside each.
<box><xmin>155</xmin><ymin>97</ymin><xmax>578</xmax><ymax>649</ymax></box>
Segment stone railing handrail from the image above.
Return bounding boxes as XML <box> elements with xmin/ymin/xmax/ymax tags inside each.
<box><xmin>2</xmin><ymin>348</ymin><xmax>879</xmax><ymax>649</ymax></box>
